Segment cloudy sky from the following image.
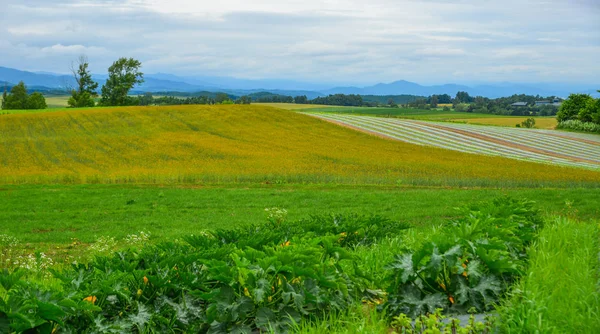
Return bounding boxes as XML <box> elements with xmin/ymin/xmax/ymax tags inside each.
<box><xmin>1</xmin><ymin>0</ymin><xmax>599</xmax><ymax>85</ymax></box>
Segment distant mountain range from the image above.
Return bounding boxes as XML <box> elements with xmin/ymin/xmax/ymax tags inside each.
<box><xmin>1</xmin><ymin>66</ymin><xmax>598</xmax><ymax>99</ymax></box>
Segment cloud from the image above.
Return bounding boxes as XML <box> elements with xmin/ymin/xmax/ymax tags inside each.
<box><xmin>0</xmin><ymin>0</ymin><xmax>599</xmax><ymax>84</ymax></box>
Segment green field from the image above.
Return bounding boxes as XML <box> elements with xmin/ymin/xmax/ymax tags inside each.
<box><xmin>3</xmin><ymin>184</ymin><xmax>598</xmax><ymax>246</ymax></box>
<box><xmin>0</xmin><ymin>104</ymin><xmax>598</xmax><ymax>333</ymax></box>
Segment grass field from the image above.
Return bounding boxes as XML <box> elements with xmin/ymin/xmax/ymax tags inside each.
<box><xmin>2</xmin><ymin>104</ymin><xmax>597</xmax><ymax>187</ymax></box>
<box><xmin>2</xmin><ymin>184</ymin><xmax>598</xmax><ymax>247</ymax></box>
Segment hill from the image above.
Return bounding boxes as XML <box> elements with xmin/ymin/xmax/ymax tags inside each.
<box><xmin>0</xmin><ymin>105</ymin><xmax>598</xmax><ymax>187</ymax></box>
<box><xmin>2</xmin><ymin>66</ymin><xmax>597</xmax><ymax>98</ymax></box>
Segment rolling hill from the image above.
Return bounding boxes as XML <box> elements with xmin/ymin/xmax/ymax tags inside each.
<box><xmin>0</xmin><ymin>105</ymin><xmax>598</xmax><ymax>187</ymax></box>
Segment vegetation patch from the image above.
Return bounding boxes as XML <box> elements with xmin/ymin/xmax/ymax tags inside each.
<box><xmin>2</xmin><ymin>197</ymin><xmax>585</xmax><ymax>333</ymax></box>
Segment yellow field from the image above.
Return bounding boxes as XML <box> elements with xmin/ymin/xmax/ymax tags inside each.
<box><xmin>438</xmin><ymin>103</ymin><xmax>453</xmax><ymax>107</ymax></box>
<box><xmin>254</xmin><ymin>103</ymin><xmax>335</xmax><ymax>110</ymax></box>
<box><xmin>44</xmin><ymin>96</ymin><xmax>70</xmax><ymax>108</ymax></box>
<box><xmin>0</xmin><ymin>105</ymin><xmax>597</xmax><ymax>186</ymax></box>
<box><xmin>459</xmin><ymin>117</ymin><xmax>558</xmax><ymax>129</ymax></box>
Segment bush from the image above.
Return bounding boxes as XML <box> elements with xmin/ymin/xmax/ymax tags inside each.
<box><xmin>556</xmin><ymin>119</ymin><xmax>600</xmax><ymax>133</ymax></box>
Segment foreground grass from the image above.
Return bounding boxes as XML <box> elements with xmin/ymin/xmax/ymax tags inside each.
<box><xmin>499</xmin><ymin>217</ymin><xmax>600</xmax><ymax>333</ymax></box>
<box><xmin>1</xmin><ymin>104</ymin><xmax>598</xmax><ymax>187</ymax></box>
<box><xmin>1</xmin><ymin>184</ymin><xmax>599</xmax><ymax>260</ymax></box>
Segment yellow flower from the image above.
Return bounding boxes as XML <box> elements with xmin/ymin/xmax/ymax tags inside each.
<box><xmin>243</xmin><ymin>287</ymin><xmax>250</xmax><ymax>297</ymax></box>
<box><xmin>83</xmin><ymin>296</ymin><xmax>97</xmax><ymax>304</ymax></box>
<box><xmin>143</xmin><ymin>276</ymin><xmax>149</xmax><ymax>285</ymax></box>
<box><xmin>137</xmin><ymin>289</ymin><xmax>143</xmax><ymax>297</ymax></box>
<box><xmin>449</xmin><ymin>296</ymin><xmax>455</xmax><ymax>304</ymax></box>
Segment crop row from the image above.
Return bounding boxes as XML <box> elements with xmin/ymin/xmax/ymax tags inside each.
<box><xmin>311</xmin><ymin>113</ymin><xmax>600</xmax><ymax>170</ymax></box>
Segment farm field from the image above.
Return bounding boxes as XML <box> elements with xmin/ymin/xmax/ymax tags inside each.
<box><xmin>44</xmin><ymin>95</ymin><xmax>70</xmax><ymax>108</ymax></box>
<box><xmin>300</xmin><ymin>105</ymin><xmax>559</xmax><ymax>128</ymax></box>
<box><xmin>1</xmin><ymin>104</ymin><xmax>598</xmax><ymax>333</ymax></box>
<box><xmin>460</xmin><ymin>116</ymin><xmax>557</xmax><ymax>129</ymax></box>
<box><xmin>310</xmin><ymin>113</ymin><xmax>600</xmax><ymax>170</ymax></box>
<box><xmin>2</xmin><ymin>104</ymin><xmax>598</xmax><ymax>187</ymax></box>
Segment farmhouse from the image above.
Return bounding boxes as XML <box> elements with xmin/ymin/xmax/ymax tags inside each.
<box><xmin>535</xmin><ymin>98</ymin><xmax>562</xmax><ymax>107</ymax></box>
<box><xmin>511</xmin><ymin>102</ymin><xmax>528</xmax><ymax>107</ymax></box>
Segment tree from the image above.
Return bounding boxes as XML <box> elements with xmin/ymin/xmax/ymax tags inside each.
<box><xmin>454</xmin><ymin>91</ymin><xmax>473</xmax><ymax>104</ymax></box>
<box><xmin>3</xmin><ymin>82</ymin><xmax>29</xmax><ymax>109</ymax></box>
<box><xmin>387</xmin><ymin>98</ymin><xmax>398</xmax><ymax>108</ymax></box>
<box><xmin>294</xmin><ymin>95</ymin><xmax>308</xmax><ymax>104</ymax></box>
<box><xmin>430</xmin><ymin>95</ymin><xmax>438</xmax><ymax>108</ymax></box>
<box><xmin>1</xmin><ymin>84</ymin><xmax>7</xmax><ymax>110</ymax></box>
<box><xmin>2</xmin><ymin>82</ymin><xmax>47</xmax><ymax>110</ymax></box>
<box><xmin>556</xmin><ymin>93</ymin><xmax>593</xmax><ymax>122</ymax></box>
<box><xmin>139</xmin><ymin>92</ymin><xmax>154</xmax><ymax>106</ymax></box>
<box><xmin>68</xmin><ymin>55</ymin><xmax>98</xmax><ymax>108</ymax></box>
<box><xmin>100</xmin><ymin>58</ymin><xmax>144</xmax><ymax>106</ymax></box>
<box><xmin>26</xmin><ymin>92</ymin><xmax>47</xmax><ymax>109</ymax></box>
<box><xmin>215</xmin><ymin>93</ymin><xmax>232</xmax><ymax>104</ymax></box>
<box><xmin>236</xmin><ymin>95</ymin><xmax>251</xmax><ymax>104</ymax></box>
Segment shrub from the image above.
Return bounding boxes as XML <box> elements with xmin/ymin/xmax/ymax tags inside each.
<box><xmin>556</xmin><ymin>119</ymin><xmax>600</xmax><ymax>133</ymax></box>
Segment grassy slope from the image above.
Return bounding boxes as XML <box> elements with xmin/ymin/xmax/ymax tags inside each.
<box><xmin>500</xmin><ymin>217</ymin><xmax>600</xmax><ymax>333</ymax></box>
<box><xmin>0</xmin><ymin>104</ymin><xmax>598</xmax><ymax>187</ymax></box>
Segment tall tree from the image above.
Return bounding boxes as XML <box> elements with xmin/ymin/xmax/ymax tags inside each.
<box><xmin>1</xmin><ymin>84</ymin><xmax>7</xmax><ymax>110</ymax></box>
<box><xmin>430</xmin><ymin>95</ymin><xmax>438</xmax><ymax>108</ymax></box>
<box><xmin>68</xmin><ymin>55</ymin><xmax>98</xmax><ymax>108</ymax></box>
<box><xmin>100</xmin><ymin>58</ymin><xmax>144</xmax><ymax>106</ymax></box>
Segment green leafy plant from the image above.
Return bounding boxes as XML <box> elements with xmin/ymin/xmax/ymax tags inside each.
<box><xmin>1</xmin><ymin>212</ymin><xmax>409</xmax><ymax>333</ymax></box>
<box><xmin>384</xmin><ymin>197</ymin><xmax>543</xmax><ymax>317</ymax></box>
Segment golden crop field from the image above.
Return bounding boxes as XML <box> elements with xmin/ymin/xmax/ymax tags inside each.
<box><xmin>254</xmin><ymin>102</ymin><xmax>335</xmax><ymax>110</ymax></box>
<box><xmin>0</xmin><ymin>104</ymin><xmax>598</xmax><ymax>187</ymax></box>
<box><xmin>459</xmin><ymin>117</ymin><xmax>558</xmax><ymax>129</ymax></box>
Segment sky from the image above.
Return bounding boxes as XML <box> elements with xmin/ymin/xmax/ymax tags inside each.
<box><xmin>1</xmin><ymin>0</ymin><xmax>599</xmax><ymax>85</ymax></box>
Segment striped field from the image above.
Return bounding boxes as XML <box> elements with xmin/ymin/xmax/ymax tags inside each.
<box><xmin>310</xmin><ymin>113</ymin><xmax>600</xmax><ymax>170</ymax></box>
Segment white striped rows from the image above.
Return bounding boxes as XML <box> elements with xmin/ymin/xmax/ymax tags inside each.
<box><xmin>310</xmin><ymin>113</ymin><xmax>600</xmax><ymax>170</ymax></box>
